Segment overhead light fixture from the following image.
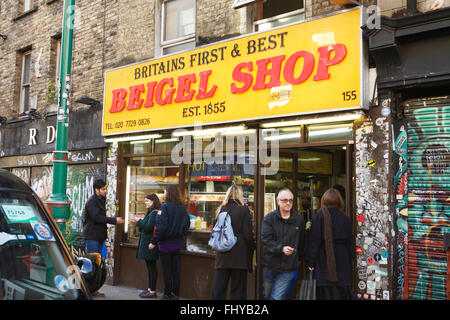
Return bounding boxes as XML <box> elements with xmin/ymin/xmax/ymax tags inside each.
<box><xmin>263</xmin><ymin>132</ymin><xmax>301</xmax><ymax>141</ymax></box>
<box><xmin>130</xmin><ymin>139</ymin><xmax>151</xmax><ymax>145</ymax></box>
<box><xmin>104</xmin><ymin>134</ymin><xmax>162</xmax><ymax>143</ymax></box>
<box><xmin>155</xmin><ymin>137</ymin><xmax>180</xmax><ymax>144</ymax></box>
<box><xmin>308</xmin><ymin>127</ymin><xmax>353</xmax><ymax>137</ymax></box>
<box><xmin>261</xmin><ymin>112</ymin><xmax>365</xmax><ymax>128</ymax></box>
<box><xmin>172</xmin><ymin>124</ymin><xmax>247</xmax><ymax>137</ymax></box>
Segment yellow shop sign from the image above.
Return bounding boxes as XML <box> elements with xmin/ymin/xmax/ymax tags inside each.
<box><xmin>103</xmin><ymin>8</ymin><xmax>365</xmax><ymax>136</ymax></box>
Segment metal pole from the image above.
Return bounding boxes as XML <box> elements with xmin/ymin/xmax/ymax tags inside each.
<box><xmin>45</xmin><ymin>0</ymin><xmax>75</xmax><ymax>236</ymax></box>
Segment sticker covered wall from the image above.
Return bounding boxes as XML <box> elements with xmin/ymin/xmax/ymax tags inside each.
<box><xmin>354</xmin><ymin>98</ymin><xmax>392</xmax><ymax>300</ymax></box>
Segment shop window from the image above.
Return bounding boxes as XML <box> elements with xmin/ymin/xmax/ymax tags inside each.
<box><xmin>19</xmin><ymin>51</ymin><xmax>32</xmax><ymax>114</ymax></box>
<box><xmin>254</xmin><ymin>0</ymin><xmax>305</xmax><ymax>32</ymax></box>
<box><xmin>124</xmin><ymin>155</ymin><xmax>180</xmax><ymax>243</ymax></box>
<box><xmin>185</xmin><ymin>155</ymin><xmax>255</xmax><ymax>254</ymax></box>
<box><xmin>160</xmin><ymin>0</ymin><xmax>196</xmax><ymax>55</ymax></box>
<box><xmin>307</xmin><ymin>122</ymin><xmax>353</xmax><ymax>142</ymax></box>
<box><xmin>122</xmin><ymin>127</ymin><xmax>257</xmax><ymax>254</ymax></box>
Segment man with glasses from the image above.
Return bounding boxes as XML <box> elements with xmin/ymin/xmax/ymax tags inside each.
<box><xmin>261</xmin><ymin>188</ymin><xmax>306</xmax><ymax>300</ymax></box>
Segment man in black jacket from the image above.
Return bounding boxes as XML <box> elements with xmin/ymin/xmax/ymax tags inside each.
<box><xmin>83</xmin><ymin>179</ymin><xmax>124</xmax><ymax>255</ymax></box>
<box><xmin>261</xmin><ymin>188</ymin><xmax>305</xmax><ymax>300</ymax></box>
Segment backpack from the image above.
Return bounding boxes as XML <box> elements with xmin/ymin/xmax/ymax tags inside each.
<box><xmin>208</xmin><ymin>211</ymin><xmax>237</xmax><ymax>252</ymax></box>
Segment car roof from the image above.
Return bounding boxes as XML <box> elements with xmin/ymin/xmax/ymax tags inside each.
<box><xmin>0</xmin><ymin>169</ymin><xmax>32</xmax><ymax>192</ymax></box>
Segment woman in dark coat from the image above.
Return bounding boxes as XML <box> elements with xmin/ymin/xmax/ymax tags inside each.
<box><xmin>305</xmin><ymin>188</ymin><xmax>355</xmax><ymax>300</ymax></box>
<box><xmin>134</xmin><ymin>194</ymin><xmax>161</xmax><ymax>298</ymax></box>
<box><xmin>211</xmin><ymin>185</ymin><xmax>255</xmax><ymax>300</ymax></box>
<box><xmin>149</xmin><ymin>185</ymin><xmax>190</xmax><ymax>300</ymax></box>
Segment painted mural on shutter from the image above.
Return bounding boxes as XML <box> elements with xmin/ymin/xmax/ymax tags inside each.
<box><xmin>405</xmin><ymin>97</ymin><xmax>450</xmax><ymax>300</ymax></box>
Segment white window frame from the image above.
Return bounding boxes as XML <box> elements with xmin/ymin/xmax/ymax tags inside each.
<box><xmin>254</xmin><ymin>8</ymin><xmax>305</xmax><ymax>32</ymax></box>
<box><xmin>24</xmin><ymin>0</ymin><xmax>33</xmax><ymax>12</ymax></box>
<box><xmin>159</xmin><ymin>0</ymin><xmax>196</xmax><ymax>56</ymax></box>
<box><xmin>55</xmin><ymin>38</ymin><xmax>62</xmax><ymax>85</ymax></box>
<box><xmin>20</xmin><ymin>51</ymin><xmax>32</xmax><ymax>114</ymax></box>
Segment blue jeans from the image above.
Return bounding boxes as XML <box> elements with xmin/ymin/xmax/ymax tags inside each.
<box><xmin>85</xmin><ymin>240</ymin><xmax>104</xmax><ymax>254</ymax></box>
<box><xmin>262</xmin><ymin>268</ymin><xmax>297</xmax><ymax>300</ymax></box>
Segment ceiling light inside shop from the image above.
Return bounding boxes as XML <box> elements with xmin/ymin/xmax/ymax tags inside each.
<box><xmin>104</xmin><ymin>134</ymin><xmax>162</xmax><ymax>143</ymax></box>
<box><xmin>263</xmin><ymin>132</ymin><xmax>301</xmax><ymax>141</ymax></box>
<box><xmin>308</xmin><ymin>126</ymin><xmax>353</xmax><ymax>137</ymax></box>
<box><xmin>130</xmin><ymin>139</ymin><xmax>151</xmax><ymax>145</ymax></box>
<box><xmin>172</xmin><ymin>124</ymin><xmax>247</xmax><ymax>137</ymax></box>
<box><xmin>155</xmin><ymin>138</ymin><xmax>180</xmax><ymax>144</ymax></box>
<box><xmin>261</xmin><ymin>112</ymin><xmax>364</xmax><ymax>128</ymax></box>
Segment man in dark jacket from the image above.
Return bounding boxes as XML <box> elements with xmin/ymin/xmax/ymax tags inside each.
<box><xmin>83</xmin><ymin>179</ymin><xmax>124</xmax><ymax>254</ymax></box>
<box><xmin>261</xmin><ymin>188</ymin><xmax>305</xmax><ymax>300</ymax></box>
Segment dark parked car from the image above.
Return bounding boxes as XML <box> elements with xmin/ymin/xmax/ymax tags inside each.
<box><xmin>0</xmin><ymin>169</ymin><xmax>91</xmax><ymax>300</ymax></box>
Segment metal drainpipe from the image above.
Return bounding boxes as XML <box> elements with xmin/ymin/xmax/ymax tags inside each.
<box><xmin>407</xmin><ymin>0</ymin><xmax>418</xmax><ymax>15</ymax></box>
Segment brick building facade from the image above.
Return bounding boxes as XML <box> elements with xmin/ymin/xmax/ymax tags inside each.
<box><xmin>1</xmin><ymin>0</ymin><xmax>449</xmax><ymax>300</ymax></box>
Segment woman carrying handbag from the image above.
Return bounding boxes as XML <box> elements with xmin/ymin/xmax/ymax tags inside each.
<box><xmin>211</xmin><ymin>185</ymin><xmax>255</xmax><ymax>300</ymax></box>
<box><xmin>305</xmin><ymin>188</ymin><xmax>355</xmax><ymax>300</ymax></box>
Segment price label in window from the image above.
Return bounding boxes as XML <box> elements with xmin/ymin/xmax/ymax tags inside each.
<box><xmin>2</xmin><ymin>204</ymin><xmax>37</xmax><ymax>223</ymax></box>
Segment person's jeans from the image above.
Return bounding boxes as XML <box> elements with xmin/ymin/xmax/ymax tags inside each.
<box><xmin>262</xmin><ymin>268</ymin><xmax>297</xmax><ymax>300</ymax></box>
<box><xmin>85</xmin><ymin>240</ymin><xmax>103</xmax><ymax>254</ymax></box>
<box><xmin>159</xmin><ymin>251</ymin><xmax>180</xmax><ymax>297</ymax></box>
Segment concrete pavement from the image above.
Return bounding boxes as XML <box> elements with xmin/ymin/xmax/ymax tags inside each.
<box><xmin>92</xmin><ymin>284</ymin><xmax>187</xmax><ymax>300</ymax></box>
<box><xmin>92</xmin><ymin>284</ymin><xmax>158</xmax><ymax>300</ymax></box>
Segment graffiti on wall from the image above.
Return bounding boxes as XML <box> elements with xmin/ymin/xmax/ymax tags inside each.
<box><xmin>393</xmin><ymin>126</ymin><xmax>408</xmax><ymax>300</ymax></box>
<box><xmin>31</xmin><ymin>166</ymin><xmax>53</xmax><ymax>201</ymax></box>
<box><xmin>23</xmin><ymin>164</ymin><xmax>105</xmax><ymax>260</ymax></box>
<box><xmin>105</xmin><ymin>143</ymin><xmax>119</xmax><ymax>279</ymax></box>
<box><xmin>355</xmin><ymin>100</ymin><xmax>392</xmax><ymax>300</ymax></box>
<box><xmin>66</xmin><ymin>164</ymin><xmax>106</xmax><ymax>250</ymax></box>
<box><xmin>405</xmin><ymin>99</ymin><xmax>450</xmax><ymax>300</ymax></box>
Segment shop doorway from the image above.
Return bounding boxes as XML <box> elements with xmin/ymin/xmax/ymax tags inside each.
<box><xmin>256</xmin><ymin>143</ymin><xmax>354</xmax><ymax>299</ymax></box>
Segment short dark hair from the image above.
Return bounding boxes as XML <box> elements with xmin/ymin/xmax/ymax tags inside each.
<box><xmin>93</xmin><ymin>179</ymin><xmax>107</xmax><ymax>192</ymax></box>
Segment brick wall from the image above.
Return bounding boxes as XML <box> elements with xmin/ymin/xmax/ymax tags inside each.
<box><xmin>0</xmin><ymin>0</ymin><xmax>64</xmax><ymax>120</ymax></box>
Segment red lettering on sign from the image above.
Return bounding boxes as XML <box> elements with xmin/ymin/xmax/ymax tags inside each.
<box><xmin>252</xmin><ymin>55</ymin><xmax>285</xmax><ymax>90</ymax></box>
<box><xmin>174</xmin><ymin>73</ymin><xmax>196</xmax><ymax>103</ymax></box>
<box><xmin>230</xmin><ymin>62</ymin><xmax>254</xmax><ymax>94</ymax></box>
<box><xmin>283</xmin><ymin>50</ymin><xmax>315</xmax><ymax>84</ymax></box>
<box><xmin>109</xmin><ymin>88</ymin><xmax>128</xmax><ymax>113</ymax></box>
<box><xmin>143</xmin><ymin>82</ymin><xmax>157</xmax><ymax>108</ymax></box>
<box><xmin>127</xmin><ymin>84</ymin><xmax>145</xmax><ymax>110</ymax></box>
<box><xmin>196</xmin><ymin>70</ymin><xmax>217</xmax><ymax>99</ymax></box>
<box><xmin>155</xmin><ymin>78</ymin><xmax>175</xmax><ymax>106</ymax></box>
<box><xmin>313</xmin><ymin>44</ymin><xmax>347</xmax><ymax>81</ymax></box>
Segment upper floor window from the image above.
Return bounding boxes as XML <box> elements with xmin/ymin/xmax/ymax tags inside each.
<box><xmin>48</xmin><ymin>36</ymin><xmax>62</xmax><ymax>112</ymax></box>
<box><xmin>255</xmin><ymin>0</ymin><xmax>305</xmax><ymax>32</ymax></box>
<box><xmin>232</xmin><ymin>0</ymin><xmax>305</xmax><ymax>32</ymax></box>
<box><xmin>161</xmin><ymin>0</ymin><xmax>196</xmax><ymax>55</ymax></box>
<box><xmin>20</xmin><ymin>51</ymin><xmax>32</xmax><ymax>114</ymax></box>
<box><xmin>19</xmin><ymin>0</ymin><xmax>34</xmax><ymax>13</ymax></box>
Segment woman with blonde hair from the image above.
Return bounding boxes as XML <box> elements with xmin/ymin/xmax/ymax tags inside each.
<box><xmin>211</xmin><ymin>185</ymin><xmax>255</xmax><ymax>300</ymax></box>
<box><xmin>305</xmin><ymin>188</ymin><xmax>355</xmax><ymax>300</ymax></box>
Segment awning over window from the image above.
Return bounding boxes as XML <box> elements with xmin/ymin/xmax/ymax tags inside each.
<box><xmin>232</xmin><ymin>0</ymin><xmax>264</xmax><ymax>9</ymax></box>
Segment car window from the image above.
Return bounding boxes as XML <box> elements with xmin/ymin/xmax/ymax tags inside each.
<box><xmin>0</xmin><ymin>191</ymin><xmax>82</xmax><ymax>300</ymax></box>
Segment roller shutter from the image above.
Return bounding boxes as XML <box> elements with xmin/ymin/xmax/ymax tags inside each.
<box><xmin>404</xmin><ymin>96</ymin><xmax>450</xmax><ymax>300</ymax></box>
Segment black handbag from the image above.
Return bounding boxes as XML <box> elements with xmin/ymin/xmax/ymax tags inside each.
<box><xmin>297</xmin><ymin>271</ymin><xmax>316</xmax><ymax>300</ymax></box>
